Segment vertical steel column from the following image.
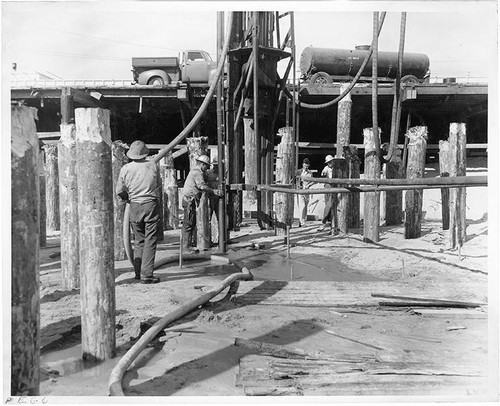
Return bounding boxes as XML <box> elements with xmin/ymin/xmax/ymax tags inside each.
<box><xmin>217</xmin><ymin>11</ymin><xmax>227</xmax><ymax>252</ymax></box>
<box><xmin>253</xmin><ymin>12</ymin><xmax>263</xmax><ymax>229</ymax></box>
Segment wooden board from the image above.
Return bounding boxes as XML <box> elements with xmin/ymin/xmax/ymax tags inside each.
<box><xmin>233</xmin><ymin>281</ymin><xmax>485</xmax><ymax>308</ymax></box>
<box><xmin>237</xmin><ymin>354</ymin><xmax>488</xmax><ymax>396</ymax></box>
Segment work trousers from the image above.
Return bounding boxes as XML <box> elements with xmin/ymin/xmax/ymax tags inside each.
<box><xmin>182</xmin><ymin>197</ymin><xmax>197</xmax><ymax>248</ymax></box>
<box><xmin>130</xmin><ymin>200</ymin><xmax>159</xmax><ymax>279</ymax></box>
<box><xmin>298</xmin><ymin>194</ymin><xmax>309</xmax><ymax>226</ymax></box>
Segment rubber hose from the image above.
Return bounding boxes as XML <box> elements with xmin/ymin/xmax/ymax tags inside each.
<box><xmin>284</xmin><ymin>12</ymin><xmax>386</xmax><ymax>110</ymax></box>
<box><xmin>386</xmin><ymin>12</ymin><xmax>407</xmax><ymax>162</ymax></box>
<box><xmin>123</xmin><ymin>12</ymin><xmax>235</xmax><ymax>267</ymax></box>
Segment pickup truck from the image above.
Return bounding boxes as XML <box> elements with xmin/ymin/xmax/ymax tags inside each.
<box><xmin>132</xmin><ymin>50</ymin><xmax>217</xmax><ymax>86</ymax></box>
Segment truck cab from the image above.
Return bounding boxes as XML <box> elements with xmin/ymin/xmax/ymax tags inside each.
<box><xmin>132</xmin><ymin>50</ymin><xmax>216</xmax><ymax>86</ymax></box>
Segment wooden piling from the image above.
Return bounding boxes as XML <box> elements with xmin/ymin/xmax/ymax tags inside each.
<box><xmin>404</xmin><ymin>126</ymin><xmax>428</xmax><ymax>239</ymax></box>
<box><xmin>336</xmin><ymin>84</ymin><xmax>352</xmax><ymax>158</ymax></box>
<box><xmin>112</xmin><ymin>141</ymin><xmax>128</xmax><ymax>260</ymax></box>
<box><xmin>39</xmin><ymin>150</ymin><xmax>47</xmax><ymax>247</ymax></box>
<box><xmin>155</xmin><ymin>158</ymin><xmax>164</xmax><ymax>242</ymax></box>
<box><xmin>332</xmin><ymin>158</ymin><xmax>349</xmax><ymax>234</ymax></box>
<box><xmin>75</xmin><ymin>108</ymin><xmax>115</xmax><ymax>361</ymax></box>
<box><xmin>439</xmin><ymin>140</ymin><xmax>450</xmax><ymax>230</ymax></box>
<box><xmin>275</xmin><ymin>127</ymin><xmax>294</xmax><ymax>236</ymax></box>
<box><xmin>243</xmin><ymin>117</ymin><xmax>258</xmax><ymax>212</ymax></box>
<box><xmin>385</xmin><ymin>151</ymin><xmax>404</xmax><ymax>226</ymax></box>
<box><xmin>187</xmin><ymin>136</ymin><xmax>210</xmax><ymax>250</ymax></box>
<box><xmin>11</xmin><ymin>105</ymin><xmax>40</xmax><ymax>395</ymax></box>
<box><xmin>43</xmin><ymin>143</ymin><xmax>60</xmax><ymax>231</ymax></box>
<box><xmin>58</xmin><ymin>123</ymin><xmax>80</xmax><ymax>289</ymax></box>
<box><xmin>448</xmin><ymin>123</ymin><xmax>467</xmax><ymax>249</ymax></box>
<box><xmin>363</xmin><ymin>128</ymin><xmax>381</xmax><ymax>243</ymax></box>
<box><xmin>161</xmin><ymin>152</ymin><xmax>179</xmax><ymax>230</ymax></box>
<box><xmin>345</xmin><ymin>146</ymin><xmax>360</xmax><ymax>228</ymax></box>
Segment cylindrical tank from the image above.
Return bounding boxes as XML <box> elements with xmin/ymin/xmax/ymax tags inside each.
<box><xmin>300</xmin><ymin>46</ymin><xmax>430</xmax><ymax>80</ymax></box>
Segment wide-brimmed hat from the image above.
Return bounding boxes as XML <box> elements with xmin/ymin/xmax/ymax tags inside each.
<box><xmin>127</xmin><ymin>140</ymin><xmax>149</xmax><ymax>160</ymax></box>
<box><xmin>196</xmin><ymin>154</ymin><xmax>210</xmax><ymax>165</ymax></box>
<box><xmin>325</xmin><ymin>154</ymin><xmax>334</xmax><ymax>163</ymax></box>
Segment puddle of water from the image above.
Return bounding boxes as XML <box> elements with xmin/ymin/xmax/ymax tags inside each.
<box><xmin>243</xmin><ymin>253</ymin><xmax>384</xmax><ymax>282</ymax></box>
<box><xmin>41</xmin><ymin>344</ymin><xmax>117</xmax><ymax>378</ymax></box>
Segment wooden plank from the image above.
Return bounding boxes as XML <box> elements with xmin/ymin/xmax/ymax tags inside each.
<box><xmin>233</xmin><ymin>281</ymin><xmax>478</xmax><ymax>307</ymax></box>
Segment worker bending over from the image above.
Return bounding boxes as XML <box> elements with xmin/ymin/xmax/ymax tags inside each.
<box><xmin>181</xmin><ymin>154</ymin><xmax>221</xmax><ymax>253</ymax></box>
<box><xmin>116</xmin><ymin>140</ymin><xmax>162</xmax><ymax>284</ymax></box>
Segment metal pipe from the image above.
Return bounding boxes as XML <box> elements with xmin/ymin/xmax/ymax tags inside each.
<box><xmin>372</xmin><ymin>11</ymin><xmax>381</xmax><ymax>162</ymax></box>
<box><xmin>301</xmin><ymin>175</ymin><xmax>486</xmax><ymax>186</ymax></box>
<box><xmin>217</xmin><ymin>11</ymin><xmax>227</xmax><ymax>253</ymax></box>
<box><xmin>286</xmin><ymin>225</ymin><xmax>290</xmax><ymax>259</ymax></box>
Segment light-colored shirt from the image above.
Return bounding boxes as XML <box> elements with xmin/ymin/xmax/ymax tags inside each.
<box><xmin>296</xmin><ymin>167</ymin><xmax>313</xmax><ymax>189</ymax></box>
<box><xmin>116</xmin><ymin>160</ymin><xmax>161</xmax><ymax>203</ymax></box>
<box><xmin>182</xmin><ymin>167</ymin><xmax>207</xmax><ymax>201</ymax></box>
<box><xmin>321</xmin><ymin>165</ymin><xmax>334</xmax><ymax>188</ymax></box>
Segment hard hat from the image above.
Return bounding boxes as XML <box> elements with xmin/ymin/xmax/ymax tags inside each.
<box><xmin>325</xmin><ymin>154</ymin><xmax>334</xmax><ymax>163</ymax></box>
<box><xmin>196</xmin><ymin>154</ymin><xmax>210</xmax><ymax>165</ymax></box>
<box><xmin>127</xmin><ymin>140</ymin><xmax>149</xmax><ymax>160</ymax></box>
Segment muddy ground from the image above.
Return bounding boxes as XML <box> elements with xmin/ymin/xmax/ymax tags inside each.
<box><xmin>34</xmin><ymin>158</ymin><xmax>496</xmax><ymax>401</ymax></box>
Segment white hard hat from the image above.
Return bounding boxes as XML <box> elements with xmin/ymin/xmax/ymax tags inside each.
<box><xmin>196</xmin><ymin>154</ymin><xmax>210</xmax><ymax>165</ymax></box>
<box><xmin>325</xmin><ymin>154</ymin><xmax>334</xmax><ymax>163</ymax></box>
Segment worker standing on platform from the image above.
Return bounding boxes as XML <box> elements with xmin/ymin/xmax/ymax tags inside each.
<box><xmin>296</xmin><ymin>157</ymin><xmax>313</xmax><ymax>227</ymax></box>
<box><xmin>181</xmin><ymin>154</ymin><xmax>221</xmax><ymax>253</ymax></box>
<box><xmin>116</xmin><ymin>140</ymin><xmax>162</xmax><ymax>284</ymax></box>
<box><xmin>318</xmin><ymin>154</ymin><xmax>335</xmax><ymax>231</ymax></box>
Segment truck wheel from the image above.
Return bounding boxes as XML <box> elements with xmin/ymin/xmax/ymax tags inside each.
<box><xmin>148</xmin><ymin>76</ymin><xmax>165</xmax><ymax>86</ymax></box>
<box><xmin>310</xmin><ymin>72</ymin><xmax>333</xmax><ymax>85</ymax></box>
<box><xmin>401</xmin><ymin>75</ymin><xmax>419</xmax><ymax>84</ymax></box>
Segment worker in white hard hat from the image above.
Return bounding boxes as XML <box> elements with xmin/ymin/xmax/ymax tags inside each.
<box><xmin>181</xmin><ymin>154</ymin><xmax>221</xmax><ymax>253</ymax></box>
<box><xmin>116</xmin><ymin>140</ymin><xmax>162</xmax><ymax>284</ymax></box>
<box><xmin>318</xmin><ymin>154</ymin><xmax>335</xmax><ymax>231</ymax></box>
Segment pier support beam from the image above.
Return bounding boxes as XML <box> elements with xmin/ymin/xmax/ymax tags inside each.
<box><xmin>275</xmin><ymin>127</ymin><xmax>294</xmax><ymax>236</ymax></box>
<box><xmin>404</xmin><ymin>126</ymin><xmax>428</xmax><ymax>239</ymax></box>
<box><xmin>58</xmin><ymin>123</ymin><xmax>80</xmax><ymax>289</ymax></box>
<box><xmin>112</xmin><ymin>141</ymin><xmax>128</xmax><ymax>261</ymax></box>
<box><xmin>336</xmin><ymin>84</ymin><xmax>352</xmax><ymax>157</ymax></box>
<box><xmin>243</xmin><ymin>117</ymin><xmax>258</xmax><ymax>214</ymax></box>
<box><xmin>345</xmin><ymin>146</ymin><xmax>360</xmax><ymax>229</ymax></box>
<box><xmin>75</xmin><ymin>108</ymin><xmax>116</xmax><ymax>361</ymax></box>
<box><xmin>332</xmin><ymin>158</ymin><xmax>349</xmax><ymax>234</ymax></box>
<box><xmin>161</xmin><ymin>152</ymin><xmax>179</xmax><ymax>230</ymax></box>
<box><xmin>39</xmin><ymin>150</ymin><xmax>47</xmax><ymax>247</ymax></box>
<box><xmin>43</xmin><ymin>144</ymin><xmax>60</xmax><ymax>231</ymax></box>
<box><xmin>11</xmin><ymin>106</ymin><xmax>40</xmax><ymax>395</ymax></box>
<box><xmin>384</xmin><ymin>152</ymin><xmax>404</xmax><ymax>226</ymax></box>
<box><xmin>448</xmin><ymin>123</ymin><xmax>467</xmax><ymax>249</ymax></box>
<box><xmin>439</xmin><ymin>140</ymin><xmax>451</xmax><ymax>230</ymax></box>
<box><xmin>363</xmin><ymin>128</ymin><xmax>381</xmax><ymax>243</ymax></box>
<box><xmin>187</xmin><ymin>136</ymin><xmax>210</xmax><ymax>250</ymax></box>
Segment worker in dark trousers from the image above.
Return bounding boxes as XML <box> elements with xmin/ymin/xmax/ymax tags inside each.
<box><xmin>116</xmin><ymin>140</ymin><xmax>161</xmax><ymax>284</ymax></box>
<box><xmin>181</xmin><ymin>154</ymin><xmax>221</xmax><ymax>254</ymax></box>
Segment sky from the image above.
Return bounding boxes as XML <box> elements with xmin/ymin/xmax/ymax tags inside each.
<box><xmin>2</xmin><ymin>1</ymin><xmax>498</xmax><ymax>82</ymax></box>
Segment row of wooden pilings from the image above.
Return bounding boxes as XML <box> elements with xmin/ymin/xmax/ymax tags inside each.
<box><xmin>11</xmin><ymin>105</ymin><xmax>218</xmax><ymax>395</ymax></box>
<box><xmin>271</xmin><ymin>120</ymin><xmax>469</xmax><ymax>248</ymax></box>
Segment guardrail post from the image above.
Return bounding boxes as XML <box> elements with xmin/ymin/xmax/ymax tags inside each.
<box><xmin>404</xmin><ymin>126</ymin><xmax>428</xmax><ymax>239</ymax></box>
<box><xmin>448</xmin><ymin>123</ymin><xmax>467</xmax><ymax>249</ymax></box>
<box><xmin>58</xmin><ymin>123</ymin><xmax>80</xmax><ymax>289</ymax></box>
<box><xmin>75</xmin><ymin>108</ymin><xmax>116</xmax><ymax>361</ymax></box>
<box><xmin>11</xmin><ymin>105</ymin><xmax>40</xmax><ymax>395</ymax></box>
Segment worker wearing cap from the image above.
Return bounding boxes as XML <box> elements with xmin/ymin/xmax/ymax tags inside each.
<box><xmin>181</xmin><ymin>154</ymin><xmax>221</xmax><ymax>253</ymax></box>
<box><xmin>296</xmin><ymin>157</ymin><xmax>313</xmax><ymax>227</ymax></box>
<box><xmin>116</xmin><ymin>140</ymin><xmax>162</xmax><ymax>284</ymax></box>
<box><xmin>319</xmin><ymin>154</ymin><xmax>335</xmax><ymax>231</ymax></box>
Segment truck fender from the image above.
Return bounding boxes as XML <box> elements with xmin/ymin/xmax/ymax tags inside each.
<box><xmin>138</xmin><ymin>70</ymin><xmax>171</xmax><ymax>85</ymax></box>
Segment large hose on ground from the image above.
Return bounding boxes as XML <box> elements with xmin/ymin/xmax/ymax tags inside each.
<box><xmin>123</xmin><ymin>12</ymin><xmax>234</xmax><ymax>267</ymax></box>
<box><xmin>109</xmin><ymin>267</ymin><xmax>253</xmax><ymax>396</ymax></box>
<box><xmin>284</xmin><ymin>12</ymin><xmax>386</xmax><ymax>110</ymax></box>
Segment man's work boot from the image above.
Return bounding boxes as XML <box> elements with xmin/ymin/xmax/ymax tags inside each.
<box><xmin>182</xmin><ymin>230</ymin><xmax>199</xmax><ymax>254</ymax></box>
<box><xmin>141</xmin><ymin>276</ymin><xmax>160</xmax><ymax>284</ymax></box>
<box><xmin>133</xmin><ymin>257</ymin><xmax>142</xmax><ymax>280</ymax></box>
